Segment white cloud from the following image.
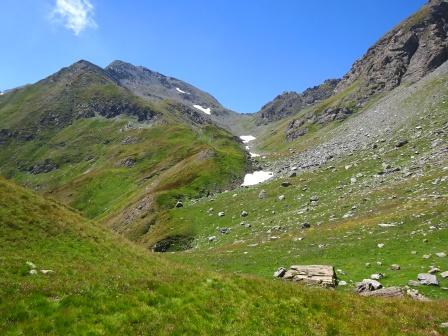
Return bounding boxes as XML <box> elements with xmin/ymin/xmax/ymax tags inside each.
<box><xmin>51</xmin><ymin>0</ymin><xmax>97</xmax><ymax>35</ymax></box>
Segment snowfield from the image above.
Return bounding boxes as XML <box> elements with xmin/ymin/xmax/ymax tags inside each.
<box><xmin>242</xmin><ymin>171</ymin><xmax>274</xmax><ymax>186</ymax></box>
<box><xmin>193</xmin><ymin>105</ymin><xmax>211</xmax><ymax>115</ymax></box>
<box><xmin>239</xmin><ymin>135</ymin><xmax>256</xmax><ymax>144</ymax></box>
<box><xmin>176</xmin><ymin>87</ymin><xmax>189</xmax><ymax>94</ymax></box>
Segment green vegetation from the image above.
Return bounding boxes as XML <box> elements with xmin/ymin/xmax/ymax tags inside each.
<box><xmin>2</xmin><ymin>177</ymin><xmax>448</xmax><ymax>335</ymax></box>
<box><xmin>0</xmin><ymin>63</ymin><xmax>246</xmax><ymax>248</ymax></box>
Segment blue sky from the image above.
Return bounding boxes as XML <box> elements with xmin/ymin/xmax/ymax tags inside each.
<box><xmin>1</xmin><ymin>0</ymin><xmax>425</xmax><ymax>113</ymax></box>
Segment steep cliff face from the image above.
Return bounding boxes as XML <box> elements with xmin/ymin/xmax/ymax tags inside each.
<box><xmin>257</xmin><ymin>79</ymin><xmax>340</xmax><ymax>124</ymax></box>
<box><xmin>284</xmin><ymin>0</ymin><xmax>448</xmax><ymax>142</ymax></box>
<box><xmin>336</xmin><ymin>0</ymin><xmax>448</xmax><ymax>104</ymax></box>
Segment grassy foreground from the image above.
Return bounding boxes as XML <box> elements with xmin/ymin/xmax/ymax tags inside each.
<box><xmin>1</xmin><ymin>177</ymin><xmax>448</xmax><ymax>335</ymax></box>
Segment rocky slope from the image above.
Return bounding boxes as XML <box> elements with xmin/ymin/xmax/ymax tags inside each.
<box><xmin>273</xmin><ymin>0</ymin><xmax>448</xmax><ymax>142</ymax></box>
<box><xmin>105</xmin><ymin>60</ymin><xmax>250</xmax><ymax>134</ymax></box>
<box><xmin>257</xmin><ymin>79</ymin><xmax>339</xmax><ymax>124</ymax></box>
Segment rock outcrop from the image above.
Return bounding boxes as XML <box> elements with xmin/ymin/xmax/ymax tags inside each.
<box><xmin>275</xmin><ymin>265</ymin><xmax>337</xmax><ymax>287</ymax></box>
<box><xmin>335</xmin><ymin>0</ymin><xmax>448</xmax><ymax>106</ymax></box>
<box><xmin>257</xmin><ymin>79</ymin><xmax>340</xmax><ymax>124</ymax></box>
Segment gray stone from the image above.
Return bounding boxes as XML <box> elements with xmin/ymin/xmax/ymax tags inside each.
<box><xmin>441</xmin><ymin>271</ymin><xmax>448</xmax><ymax>279</ymax></box>
<box><xmin>218</xmin><ymin>211</ymin><xmax>225</xmax><ymax>217</ymax></box>
<box><xmin>436</xmin><ymin>252</ymin><xmax>447</xmax><ymax>258</ymax></box>
<box><xmin>241</xmin><ymin>211</ymin><xmax>248</xmax><ymax>217</ymax></box>
<box><xmin>356</xmin><ymin>279</ymin><xmax>383</xmax><ymax>293</ymax></box>
<box><xmin>371</xmin><ymin>273</ymin><xmax>385</xmax><ymax>280</ymax></box>
<box><xmin>408</xmin><ymin>280</ymin><xmax>421</xmax><ymax>287</ymax></box>
<box><xmin>390</xmin><ymin>264</ymin><xmax>401</xmax><ymax>271</ymax></box>
<box><xmin>359</xmin><ymin>286</ymin><xmax>404</xmax><ymax>298</ymax></box>
<box><xmin>417</xmin><ymin>273</ymin><xmax>439</xmax><ymax>286</ymax></box>
<box><xmin>175</xmin><ymin>201</ymin><xmax>183</xmax><ymax>208</ymax></box>
<box><xmin>258</xmin><ymin>190</ymin><xmax>267</xmax><ymax>199</ymax></box>
<box><xmin>282</xmin><ymin>265</ymin><xmax>337</xmax><ymax>287</ymax></box>
<box><xmin>274</xmin><ymin>267</ymin><xmax>287</xmax><ymax>278</ymax></box>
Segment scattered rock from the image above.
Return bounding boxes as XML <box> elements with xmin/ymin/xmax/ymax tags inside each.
<box><xmin>395</xmin><ymin>139</ymin><xmax>408</xmax><ymax>148</ymax></box>
<box><xmin>441</xmin><ymin>271</ymin><xmax>448</xmax><ymax>279</ymax></box>
<box><xmin>258</xmin><ymin>190</ymin><xmax>267</xmax><ymax>199</ymax></box>
<box><xmin>408</xmin><ymin>280</ymin><xmax>421</xmax><ymax>287</ymax></box>
<box><xmin>377</xmin><ymin>243</ymin><xmax>385</xmax><ymax>248</ymax></box>
<box><xmin>417</xmin><ymin>273</ymin><xmax>439</xmax><ymax>286</ymax></box>
<box><xmin>219</xmin><ymin>227</ymin><xmax>230</xmax><ymax>234</ymax></box>
<box><xmin>281</xmin><ymin>181</ymin><xmax>291</xmax><ymax>187</ymax></box>
<box><xmin>273</xmin><ymin>267</ymin><xmax>287</xmax><ymax>278</ymax></box>
<box><xmin>441</xmin><ymin>322</ymin><xmax>448</xmax><ymax>329</ymax></box>
<box><xmin>175</xmin><ymin>201</ymin><xmax>183</xmax><ymax>208</ymax></box>
<box><xmin>40</xmin><ymin>270</ymin><xmax>54</xmax><ymax>275</ymax></box>
<box><xmin>218</xmin><ymin>211</ymin><xmax>225</xmax><ymax>217</ymax></box>
<box><xmin>429</xmin><ymin>267</ymin><xmax>440</xmax><ymax>274</ymax></box>
<box><xmin>390</xmin><ymin>264</ymin><xmax>401</xmax><ymax>271</ymax></box>
<box><xmin>371</xmin><ymin>273</ymin><xmax>385</xmax><ymax>280</ymax></box>
<box><xmin>436</xmin><ymin>252</ymin><xmax>447</xmax><ymax>258</ymax></box>
<box><xmin>359</xmin><ymin>286</ymin><xmax>404</xmax><ymax>298</ymax></box>
<box><xmin>278</xmin><ymin>195</ymin><xmax>285</xmax><ymax>201</ymax></box>
<box><xmin>310</xmin><ymin>195</ymin><xmax>319</xmax><ymax>202</ymax></box>
<box><xmin>356</xmin><ymin>279</ymin><xmax>383</xmax><ymax>293</ymax></box>
<box><xmin>301</xmin><ymin>222</ymin><xmax>311</xmax><ymax>229</ymax></box>
<box><xmin>29</xmin><ymin>269</ymin><xmax>38</xmax><ymax>275</ymax></box>
<box><xmin>208</xmin><ymin>236</ymin><xmax>217</xmax><ymax>242</ymax></box>
<box><xmin>241</xmin><ymin>211</ymin><xmax>248</xmax><ymax>217</ymax></box>
<box><xmin>338</xmin><ymin>280</ymin><xmax>348</xmax><ymax>286</ymax></box>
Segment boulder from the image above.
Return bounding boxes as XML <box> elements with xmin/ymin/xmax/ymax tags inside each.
<box><xmin>278</xmin><ymin>265</ymin><xmax>336</xmax><ymax>287</ymax></box>
<box><xmin>359</xmin><ymin>287</ymin><xmax>404</xmax><ymax>298</ymax></box>
<box><xmin>301</xmin><ymin>223</ymin><xmax>311</xmax><ymax>229</ymax></box>
<box><xmin>390</xmin><ymin>264</ymin><xmax>401</xmax><ymax>271</ymax></box>
<box><xmin>417</xmin><ymin>273</ymin><xmax>439</xmax><ymax>286</ymax></box>
<box><xmin>371</xmin><ymin>273</ymin><xmax>385</xmax><ymax>280</ymax></box>
<box><xmin>258</xmin><ymin>190</ymin><xmax>267</xmax><ymax>199</ymax></box>
<box><xmin>273</xmin><ymin>267</ymin><xmax>286</xmax><ymax>278</ymax></box>
<box><xmin>356</xmin><ymin>279</ymin><xmax>383</xmax><ymax>293</ymax></box>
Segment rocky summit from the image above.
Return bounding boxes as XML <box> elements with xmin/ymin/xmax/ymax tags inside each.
<box><xmin>1</xmin><ymin>1</ymin><xmax>448</xmax><ymax>335</ymax></box>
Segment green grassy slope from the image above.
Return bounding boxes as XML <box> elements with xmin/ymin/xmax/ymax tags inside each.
<box><xmin>0</xmin><ymin>61</ymin><xmax>246</xmax><ymax>249</ymax></box>
<box><xmin>1</xmin><ymin>177</ymin><xmax>448</xmax><ymax>335</ymax></box>
<box><xmin>163</xmin><ymin>72</ymin><xmax>448</xmax><ymax>299</ymax></box>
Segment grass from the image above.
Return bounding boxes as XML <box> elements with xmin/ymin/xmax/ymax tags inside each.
<box><xmin>0</xmin><ymin>64</ymin><xmax>247</xmax><ymax>248</ymax></box>
<box><xmin>1</xmin><ymin>177</ymin><xmax>448</xmax><ymax>335</ymax></box>
<box><xmin>163</xmin><ymin>84</ymin><xmax>448</xmax><ymax>299</ymax></box>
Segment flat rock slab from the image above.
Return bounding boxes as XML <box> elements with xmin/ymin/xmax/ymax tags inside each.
<box><xmin>359</xmin><ymin>287</ymin><xmax>404</xmax><ymax>298</ymax></box>
<box><xmin>280</xmin><ymin>265</ymin><xmax>336</xmax><ymax>287</ymax></box>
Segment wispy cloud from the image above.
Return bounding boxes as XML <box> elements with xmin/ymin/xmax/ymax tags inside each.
<box><xmin>51</xmin><ymin>0</ymin><xmax>97</xmax><ymax>35</ymax></box>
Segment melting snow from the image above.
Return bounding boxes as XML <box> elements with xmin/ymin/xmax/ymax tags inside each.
<box><xmin>239</xmin><ymin>135</ymin><xmax>256</xmax><ymax>144</ymax></box>
<box><xmin>193</xmin><ymin>104</ymin><xmax>211</xmax><ymax>115</ymax></box>
<box><xmin>176</xmin><ymin>87</ymin><xmax>189</xmax><ymax>94</ymax></box>
<box><xmin>242</xmin><ymin>171</ymin><xmax>274</xmax><ymax>186</ymax></box>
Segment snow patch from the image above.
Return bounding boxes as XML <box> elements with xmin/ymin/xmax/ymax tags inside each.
<box><xmin>0</xmin><ymin>92</ymin><xmax>3</xmax><ymax>96</ymax></box>
<box><xmin>239</xmin><ymin>135</ymin><xmax>256</xmax><ymax>144</ymax></box>
<box><xmin>193</xmin><ymin>104</ymin><xmax>211</xmax><ymax>115</ymax></box>
<box><xmin>176</xmin><ymin>87</ymin><xmax>190</xmax><ymax>94</ymax></box>
<box><xmin>242</xmin><ymin>171</ymin><xmax>274</xmax><ymax>186</ymax></box>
